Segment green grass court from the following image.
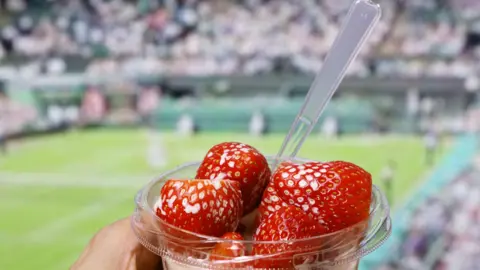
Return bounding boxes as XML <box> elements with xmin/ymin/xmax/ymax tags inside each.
<box><xmin>0</xmin><ymin>129</ymin><xmax>440</xmax><ymax>269</ymax></box>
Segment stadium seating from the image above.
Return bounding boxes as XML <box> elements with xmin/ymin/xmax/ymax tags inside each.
<box><xmin>0</xmin><ymin>0</ymin><xmax>478</xmax><ymax>78</ymax></box>
<box><xmin>362</xmin><ymin>134</ymin><xmax>479</xmax><ymax>270</ymax></box>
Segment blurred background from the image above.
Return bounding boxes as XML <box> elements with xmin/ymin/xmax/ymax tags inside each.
<box><xmin>0</xmin><ymin>0</ymin><xmax>479</xmax><ymax>269</ymax></box>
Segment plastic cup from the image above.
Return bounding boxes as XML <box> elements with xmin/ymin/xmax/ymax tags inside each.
<box><xmin>131</xmin><ymin>157</ymin><xmax>392</xmax><ymax>269</ymax></box>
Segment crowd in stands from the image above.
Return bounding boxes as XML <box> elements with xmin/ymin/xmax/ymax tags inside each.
<box><xmin>0</xmin><ymin>88</ymin><xmax>36</xmax><ymax>136</ymax></box>
<box><xmin>0</xmin><ymin>0</ymin><xmax>479</xmax><ymax>78</ymax></box>
<box><xmin>0</xmin><ymin>81</ymin><xmax>161</xmax><ymax>138</ymax></box>
<box><xmin>377</xmin><ymin>160</ymin><xmax>480</xmax><ymax>270</ymax></box>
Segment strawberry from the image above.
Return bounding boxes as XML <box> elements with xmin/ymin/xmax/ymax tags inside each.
<box><xmin>256</xmin><ymin>180</ymin><xmax>288</xmax><ymax>227</ymax></box>
<box><xmin>210</xmin><ymin>232</ymin><xmax>246</xmax><ymax>260</ymax></box>
<box><xmin>256</xmin><ymin>161</ymin><xmax>294</xmax><ymax>226</ymax></box>
<box><xmin>261</xmin><ymin>161</ymin><xmax>372</xmax><ymax>232</ymax></box>
<box><xmin>196</xmin><ymin>142</ymin><xmax>271</xmax><ymax>215</ymax></box>
<box><xmin>252</xmin><ymin>205</ymin><xmax>328</xmax><ymax>268</ymax></box>
<box><xmin>155</xmin><ymin>179</ymin><xmax>243</xmax><ymax>237</ymax></box>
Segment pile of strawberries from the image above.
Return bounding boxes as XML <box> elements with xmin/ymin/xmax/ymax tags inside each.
<box><xmin>154</xmin><ymin>142</ymin><xmax>372</xmax><ymax>268</ymax></box>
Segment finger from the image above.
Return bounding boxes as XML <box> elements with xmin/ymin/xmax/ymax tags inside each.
<box><xmin>71</xmin><ymin>217</ymin><xmax>163</xmax><ymax>270</ymax></box>
<box><xmin>71</xmin><ymin>219</ymin><xmax>119</xmax><ymax>270</ymax></box>
<box><xmin>119</xmin><ymin>217</ymin><xmax>163</xmax><ymax>270</ymax></box>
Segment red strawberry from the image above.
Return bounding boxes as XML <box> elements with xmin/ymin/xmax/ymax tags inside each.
<box><xmin>210</xmin><ymin>232</ymin><xmax>246</xmax><ymax>261</ymax></box>
<box><xmin>257</xmin><ymin>161</ymin><xmax>295</xmax><ymax>226</ymax></box>
<box><xmin>155</xmin><ymin>179</ymin><xmax>243</xmax><ymax>237</ymax></box>
<box><xmin>261</xmin><ymin>161</ymin><xmax>372</xmax><ymax>232</ymax></box>
<box><xmin>196</xmin><ymin>142</ymin><xmax>271</xmax><ymax>215</ymax></box>
<box><xmin>257</xmin><ymin>180</ymin><xmax>288</xmax><ymax>226</ymax></box>
<box><xmin>252</xmin><ymin>205</ymin><xmax>328</xmax><ymax>268</ymax></box>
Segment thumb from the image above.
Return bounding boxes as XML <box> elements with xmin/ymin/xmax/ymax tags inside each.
<box><xmin>71</xmin><ymin>217</ymin><xmax>163</xmax><ymax>270</ymax></box>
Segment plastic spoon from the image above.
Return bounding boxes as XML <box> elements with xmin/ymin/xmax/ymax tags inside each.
<box><xmin>274</xmin><ymin>0</ymin><xmax>381</xmax><ymax>168</ymax></box>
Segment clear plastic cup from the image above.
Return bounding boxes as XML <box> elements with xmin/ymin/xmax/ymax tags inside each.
<box><xmin>131</xmin><ymin>157</ymin><xmax>392</xmax><ymax>269</ymax></box>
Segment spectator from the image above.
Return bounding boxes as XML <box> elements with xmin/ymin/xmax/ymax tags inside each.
<box><xmin>0</xmin><ymin>89</ymin><xmax>8</xmax><ymax>155</ymax></box>
<box><xmin>80</xmin><ymin>87</ymin><xmax>106</xmax><ymax>126</ymax></box>
<box><xmin>137</xmin><ymin>86</ymin><xmax>161</xmax><ymax>128</ymax></box>
<box><xmin>424</xmin><ymin>130</ymin><xmax>439</xmax><ymax>166</ymax></box>
<box><xmin>380</xmin><ymin>160</ymin><xmax>396</xmax><ymax>205</ymax></box>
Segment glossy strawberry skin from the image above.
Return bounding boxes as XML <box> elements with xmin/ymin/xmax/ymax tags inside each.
<box><xmin>195</xmin><ymin>142</ymin><xmax>271</xmax><ymax>215</ymax></box>
<box><xmin>210</xmin><ymin>232</ymin><xmax>246</xmax><ymax>261</ymax></box>
<box><xmin>260</xmin><ymin>161</ymin><xmax>372</xmax><ymax>232</ymax></box>
<box><xmin>155</xmin><ymin>179</ymin><xmax>243</xmax><ymax>237</ymax></box>
<box><xmin>257</xmin><ymin>161</ymin><xmax>294</xmax><ymax>226</ymax></box>
<box><xmin>252</xmin><ymin>205</ymin><xmax>328</xmax><ymax>268</ymax></box>
<box><xmin>257</xmin><ymin>180</ymin><xmax>288</xmax><ymax>227</ymax></box>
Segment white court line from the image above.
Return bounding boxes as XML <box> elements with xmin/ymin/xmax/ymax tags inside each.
<box><xmin>23</xmin><ymin>194</ymin><xmax>131</xmax><ymax>244</ymax></box>
<box><xmin>59</xmin><ymin>146</ymin><xmax>138</xmax><ymax>174</ymax></box>
<box><xmin>0</xmin><ymin>172</ymin><xmax>142</xmax><ymax>245</ymax></box>
<box><xmin>0</xmin><ymin>172</ymin><xmax>151</xmax><ymax>188</ymax></box>
<box><xmin>1</xmin><ymin>194</ymin><xmax>133</xmax><ymax>269</ymax></box>
<box><xmin>0</xmin><ymin>171</ymin><xmax>152</xmax><ymax>181</ymax></box>
<box><xmin>0</xmin><ymin>230</ymin><xmax>98</xmax><ymax>246</ymax></box>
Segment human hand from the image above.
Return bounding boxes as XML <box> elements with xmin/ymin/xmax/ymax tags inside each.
<box><xmin>71</xmin><ymin>217</ymin><xmax>162</xmax><ymax>270</ymax></box>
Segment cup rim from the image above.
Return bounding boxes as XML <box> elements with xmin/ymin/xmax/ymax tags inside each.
<box><xmin>137</xmin><ymin>157</ymin><xmax>390</xmax><ymax>245</ymax></box>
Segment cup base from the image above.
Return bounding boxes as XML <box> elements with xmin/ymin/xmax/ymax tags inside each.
<box><xmin>163</xmin><ymin>257</ymin><xmax>198</xmax><ymax>270</ymax></box>
<box><xmin>162</xmin><ymin>256</ymin><xmax>359</xmax><ymax>270</ymax></box>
